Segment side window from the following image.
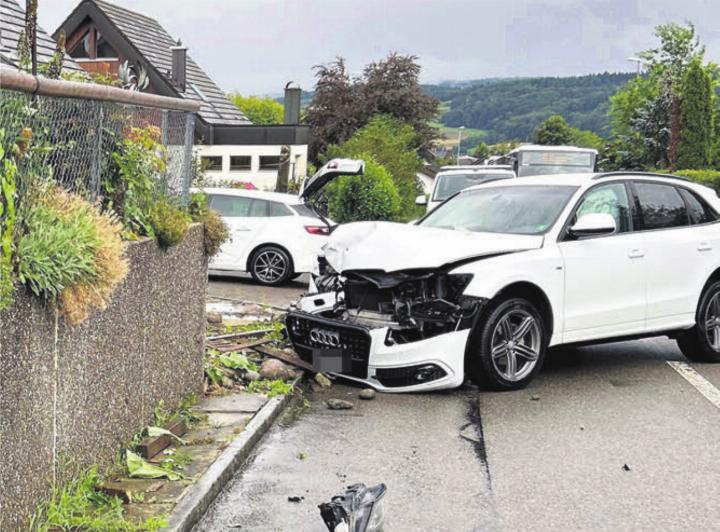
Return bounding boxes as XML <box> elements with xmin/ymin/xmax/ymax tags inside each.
<box><xmin>248</xmin><ymin>199</ymin><xmax>268</xmax><ymax>217</ymax></box>
<box><xmin>268</xmin><ymin>202</ymin><xmax>292</xmax><ymax>217</ymax></box>
<box><xmin>634</xmin><ymin>182</ymin><xmax>688</xmax><ymax>230</ymax></box>
<box><xmin>679</xmin><ymin>188</ymin><xmax>718</xmax><ymax>225</ymax></box>
<box><xmin>574</xmin><ymin>183</ymin><xmax>631</xmax><ymax>233</ymax></box>
<box><xmin>208</xmin><ymin>195</ymin><xmax>251</xmax><ymax>217</ymax></box>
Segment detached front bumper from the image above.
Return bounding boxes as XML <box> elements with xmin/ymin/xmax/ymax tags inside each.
<box><xmin>286</xmin><ymin>310</ymin><xmax>469</xmax><ymax>393</ymax></box>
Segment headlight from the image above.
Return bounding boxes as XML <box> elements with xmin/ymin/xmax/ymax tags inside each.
<box><xmin>319</xmin><ymin>483</ymin><xmax>387</xmax><ymax>532</ymax></box>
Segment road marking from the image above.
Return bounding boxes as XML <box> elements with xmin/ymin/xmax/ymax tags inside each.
<box><xmin>667</xmin><ymin>361</ymin><xmax>720</xmax><ymax>409</ymax></box>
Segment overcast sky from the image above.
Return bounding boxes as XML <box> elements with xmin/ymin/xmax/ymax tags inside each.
<box><xmin>38</xmin><ymin>0</ymin><xmax>720</xmax><ymax>95</ymax></box>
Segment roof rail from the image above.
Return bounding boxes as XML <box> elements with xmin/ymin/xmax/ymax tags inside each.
<box><xmin>592</xmin><ymin>171</ymin><xmax>689</xmax><ymax>182</ymax></box>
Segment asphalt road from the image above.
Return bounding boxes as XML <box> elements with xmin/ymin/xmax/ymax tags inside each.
<box><xmin>198</xmin><ymin>279</ymin><xmax>720</xmax><ymax>531</ymax></box>
<box><xmin>208</xmin><ymin>274</ymin><xmax>308</xmax><ymax>309</ymax></box>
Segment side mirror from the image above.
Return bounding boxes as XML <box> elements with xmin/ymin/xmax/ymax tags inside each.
<box><xmin>415</xmin><ymin>194</ymin><xmax>427</xmax><ymax>206</ymax></box>
<box><xmin>569</xmin><ymin>213</ymin><xmax>616</xmax><ymax>238</ymax></box>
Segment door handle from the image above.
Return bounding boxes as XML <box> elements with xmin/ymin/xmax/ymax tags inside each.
<box><xmin>628</xmin><ymin>248</ymin><xmax>644</xmax><ymax>259</ymax></box>
<box><xmin>698</xmin><ymin>242</ymin><xmax>713</xmax><ymax>252</ymax></box>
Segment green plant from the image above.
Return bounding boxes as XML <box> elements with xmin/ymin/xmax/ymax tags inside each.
<box><xmin>0</xmin><ymin>132</ymin><xmax>17</xmax><ymax>311</ymax></box>
<box><xmin>29</xmin><ymin>466</ymin><xmax>166</xmax><ymax>532</ymax></box>
<box><xmin>675</xmin><ymin>169</ymin><xmax>720</xmax><ymax>192</ymax></box>
<box><xmin>150</xmin><ymin>197</ymin><xmax>191</xmax><ymax>249</ymax></box>
<box><xmin>219</xmin><ymin>352</ymin><xmax>259</xmax><ymax>372</ymax></box>
<box><xmin>189</xmin><ymin>192</ymin><xmax>229</xmax><ymax>256</ymax></box>
<box><xmin>107</xmin><ymin>126</ymin><xmax>166</xmax><ymax>238</ymax></box>
<box><xmin>17</xmin><ymin>193</ymin><xmax>98</xmax><ymax>299</ymax></box>
<box><xmin>228</xmin><ymin>93</ymin><xmax>284</xmax><ymax>124</ymax></box>
<box><xmin>248</xmin><ymin>379</ymin><xmax>293</xmax><ymax>397</ymax></box>
<box><xmin>327</xmin><ymin>154</ymin><xmax>400</xmax><ymax>223</ymax></box>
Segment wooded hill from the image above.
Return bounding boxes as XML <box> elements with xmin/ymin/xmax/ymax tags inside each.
<box><xmin>423</xmin><ymin>73</ymin><xmax>635</xmax><ymax>143</ymax></box>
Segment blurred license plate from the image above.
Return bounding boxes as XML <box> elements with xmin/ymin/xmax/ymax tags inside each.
<box><xmin>312</xmin><ymin>348</ymin><xmax>350</xmax><ymax>373</ymax></box>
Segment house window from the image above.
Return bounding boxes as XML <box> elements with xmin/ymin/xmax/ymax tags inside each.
<box><xmin>230</xmin><ymin>156</ymin><xmax>252</xmax><ymax>171</ymax></box>
<box><xmin>259</xmin><ymin>156</ymin><xmax>281</xmax><ymax>171</ymax></box>
<box><xmin>95</xmin><ymin>30</ymin><xmax>118</xmax><ymax>58</ymax></box>
<box><xmin>69</xmin><ymin>30</ymin><xmax>92</xmax><ymax>58</ymax></box>
<box><xmin>202</xmin><ymin>156</ymin><xmax>223</xmax><ymax>171</ymax></box>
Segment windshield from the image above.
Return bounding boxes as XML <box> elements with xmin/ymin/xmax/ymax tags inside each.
<box><xmin>420</xmin><ymin>185</ymin><xmax>578</xmax><ymax>235</ymax></box>
<box><xmin>432</xmin><ymin>172</ymin><xmax>514</xmax><ymax>201</ymax></box>
<box><xmin>517</xmin><ymin>151</ymin><xmax>595</xmax><ymax>177</ymax></box>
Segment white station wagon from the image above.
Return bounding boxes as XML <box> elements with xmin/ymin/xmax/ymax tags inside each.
<box><xmin>287</xmin><ymin>172</ymin><xmax>720</xmax><ymax>392</ymax></box>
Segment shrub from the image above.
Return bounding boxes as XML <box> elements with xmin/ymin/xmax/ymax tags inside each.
<box><xmin>189</xmin><ymin>193</ymin><xmax>229</xmax><ymax>257</ymax></box>
<box><xmin>17</xmin><ymin>187</ymin><xmax>128</xmax><ymax>325</ymax></box>
<box><xmin>150</xmin><ymin>197</ymin><xmax>191</xmax><ymax>249</ymax></box>
<box><xmin>0</xmin><ymin>132</ymin><xmax>17</xmax><ymax>311</ymax></box>
<box><xmin>674</xmin><ymin>169</ymin><xmax>720</xmax><ymax>192</ymax></box>
<box><xmin>327</xmin><ymin>155</ymin><xmax>400</xmax><ymax>223</ymax></box>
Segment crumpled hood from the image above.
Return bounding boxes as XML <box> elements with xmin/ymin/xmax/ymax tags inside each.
<box><xmin>323</xmin><ymin>221</ymin><xmax>543</xmax><ymax>273</ymax></box>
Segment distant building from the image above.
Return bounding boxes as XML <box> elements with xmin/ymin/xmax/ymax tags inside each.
<box><xmin>0</xmin><ymin>0</ymin><xmax>82</xmax><ymax>72</ymax></box>
<box><xmin>54</xmin><ymin>0</ymin><xmax>309</xmax><ymax>189</ymax></box>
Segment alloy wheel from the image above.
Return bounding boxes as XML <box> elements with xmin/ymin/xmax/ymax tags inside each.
<box><xmin>253</xmin><ymin>249</ymin><xmax>288</xmax><ymax>284</ymax></box>
<box><xmin>490</xmin><ymin>309</ymin><xmax>541</xmax><ymax>382</ymax></box>
<box><xmin>704</xmin><ymin>291</ymin><xmax>720</xmax><ymax>351</ymax></box>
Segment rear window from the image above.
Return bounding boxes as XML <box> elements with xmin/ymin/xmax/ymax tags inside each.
<box><xmin>268</xmin><ymin>202</ymin><xmax>293</xmax><ymax>217</ymax></box>
<box><xmin>679</xmin><ymin>188</ymin><xmax>718</xmax><ymax>225</ymax></box>
<box><xmin>634</xmin><ymin>182</ymin><xmax>688</xmax><ymax>230</ymax></box>
<box><xmin>290</xmin><ymin>204</ymin><xmax>318</xmax><ymax>218</ymax></box>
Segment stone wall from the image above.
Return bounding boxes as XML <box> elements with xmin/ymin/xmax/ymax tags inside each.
<box><xmin>0</xmin><ymin>225</ymin><xmax>207</xmax><ymax>530</ymax></box>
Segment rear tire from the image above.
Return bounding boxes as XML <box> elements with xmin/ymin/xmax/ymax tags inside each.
<box><xmin>466</xmin><ymin>297</ymin><xmax>547</xmax><ymax>390</ymax></box>
<box><xmin>249</xmin><ymin>246</ymin><xmax>293</xmax><ymax>286</ymax></box>
<box><xmin>677</xmin><ymin>281</ymin><xmax>720</xmax><ymax>362</ymax></box>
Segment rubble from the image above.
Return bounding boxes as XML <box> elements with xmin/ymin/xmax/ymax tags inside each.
<box><xmin>359</xmin><ymin>388</ymin><xmax>376</xmax><ymax>400</ymax></box>
<box><xmin>326</xmin><ymin>399</ymin><xmax>354</xmax><ymax>410</ymax></box>
<box><xmin>259</xmin><ymin>359</ymin><xmax>296</xmax><ymax>381</ymax></box>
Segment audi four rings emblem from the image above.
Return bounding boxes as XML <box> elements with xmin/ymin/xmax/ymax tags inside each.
<box><xmin>310</xmin><ymin>328</ymin><xmax>341</xmax><ymax>347</ymax></box>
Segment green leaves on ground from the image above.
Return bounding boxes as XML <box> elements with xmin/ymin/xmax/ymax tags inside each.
<box><xmin>219</xmin><ymin>352</ymin><xmax>258</xmax><ymax>372</ymax></box>
<box><xmin>126</xmin><ymin>451</ymin><xmax>182</xmax><ymax>481</ymax></box>
<box><xmin>248</xmin><ymin>379</ymin><xmax>292</xmax><ymax>397</ymax></box>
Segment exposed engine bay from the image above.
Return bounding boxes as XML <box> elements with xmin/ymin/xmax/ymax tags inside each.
<box><xmin>310</xmin><ymin>259</ymin><xmax>484</xmax><ymax>344</ymax></box>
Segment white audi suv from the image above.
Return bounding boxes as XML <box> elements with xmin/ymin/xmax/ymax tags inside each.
<box><xmin>287</xmin><ymin>172</ymin><xmax>720</xmax><ymax>392</ymax></box>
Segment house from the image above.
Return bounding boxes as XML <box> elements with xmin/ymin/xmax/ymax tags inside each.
<box><xmin>54</xmin><ymin>0</ymin><xmax>309</xmax><ymax>189</ymax></box>
<box><xmin>0</xmin><ymin>0</ymin><xmax>83</xmax><ymax>72</ymax></box>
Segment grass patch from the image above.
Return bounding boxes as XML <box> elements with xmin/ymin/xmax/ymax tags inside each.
<box><xmin>30</xmin><ymin>467</ymin><xmax>166</xmax><ymax>532</ymax></box>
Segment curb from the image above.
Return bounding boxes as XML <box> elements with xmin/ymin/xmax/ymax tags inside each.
<box><xmin>163</xmin><ymin>378</ymin><xmax>300</xmax><ymax>532</ymax></box>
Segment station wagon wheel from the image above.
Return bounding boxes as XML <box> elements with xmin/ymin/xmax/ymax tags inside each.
<box><xmin>249</xmin><ymin>246</ymin><xmax>293</xmax><ymax>286</ymax></box>
<box><xmin>466</xmin><ymin>297</ymin><xmax>547</xmax><ymax>390</ymax></box>
<box><xmin>677</xmin><ymin>280</ymin><xmax>720</xmax><ymax>363</ymax></box>
<box><xmin>490</xmin><ymin>310</ymin><xmax>541</xmax><ymax>382</ymax></box>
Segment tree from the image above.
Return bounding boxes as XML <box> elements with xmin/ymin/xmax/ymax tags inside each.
<box><xmin>473</xmin><ymin>142</ymin><xmax>490</xmax><ymax>161</ymax></box>
<box><xmin>531</xmin><ymin>115</ymin><xmax>575</xmax><ymax>145</ymax></box>
<box><xmin>327</xmin><ymin>115</ymin><xmax>424</xmax><ymax>220</ymax></box>
<box><xmin>327</xmin><ymin>155</ymin><xmax>400</xmax><ymax>223</ymax></box>
<box><xmin>305</xmin><ymin>53</ymin><xmax>439</xmax><ymax>161</ymax></box>
<box><xmin>677</xmin><ymin>61</ymin><xmax>714</xmax><ymax>169</ymax></box>
<box><xmin>228</xmin><ymin>94</ymin><xmax>284</xmax><ymax>124</ymax></box>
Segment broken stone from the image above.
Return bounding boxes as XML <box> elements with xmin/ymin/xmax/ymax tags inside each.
<box><xmin>530</xmin><ymin>395</ymin><xmax>540</xmax><ymax>401</ymax></box>
<box><xmin>622</xmin><ymin>464</ymin><xmax>631</xmax><ymax>472</ymax></box>
<box><xmin>245</xmin><ymin>370</ymin><xmax>261</xmax><ymax>382</ymax></box>
<box><xmin>359</xmin><ymin>388</ymin><xmax>376</xmax><ymax>400</ymax></box>
<box><xmin>206</xmin><ymin>311</ymin><xmax>223</xmax><ymax>324</ymax></box>
<box><xmin>326</xmin><ymin>399</ymin><xmax>354</xmax><ymax>410</ymax></box>
<box><xmin>288</xmin><ymin>495</ymin><xmax>304</xmax><ymax>503</ymax></box>
<box><xmin>259</xmin><ymin>359</ymin><xmax>295</xmax><ymax>380</ymax></box>
<box><xmin>315</xmin><ymin>373</ymin><xmax>332</xmax><ymax>388</ymax></box>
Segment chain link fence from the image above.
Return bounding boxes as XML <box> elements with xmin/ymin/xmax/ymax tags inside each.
<box><xmin>0</xmin><ymin>76</ymin><xmax>196</xmax><ymax>203</ymax></box>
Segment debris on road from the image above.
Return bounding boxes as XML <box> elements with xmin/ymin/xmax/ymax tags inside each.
<box><xmin>259</xmin><ymin>359</ymin><xmax>296</xmax><ymax>380</ymax></box>
<box><xmin>288</xmin><ymin>495</ymin><xmax>304</xmax><ymax>503</ymax></box>
<box><xmin>326</xmin><ymin>399</ymin><xmax>354</xmax><ymax>410</ymax></box>
<box><xmin>319</xmin><ymin>483</ymin><xmax>387</xmax><ymax>532</ymax></box>
<box><xmin>315</xmin><ymin>373</ymin><xmax>333</xmax><ymax>389</ymax></box>
<box><xmin>530</xmin><ymin>395</ymin><xmax>540</xmax><ymax>401</ymax></box>
<box><xmin>252</xmin><ymin>344</ymin><xmax>314</xmax><ymax>372</ymax></box>
<box><xmin>359</xmin><ymin>388</ymin><xmax>376</xmax><ymax>400</ymax></box>
<box><xmin>206</xmin><ymin>311</ymin><xmax>223</xmax><ymax>324</ymax></box>
<box><xmin>622</xmin><ymin>464</ymin><xmax>631</xmax><ymax>471</ymax></box>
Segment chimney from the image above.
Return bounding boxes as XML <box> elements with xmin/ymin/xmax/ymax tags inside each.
<box><xmin>284</xmin><ymin>82</ymin><xmax>301</xmax><ymax>124</ymax></box>
<box><xmin>171</xmin><ymin>40</ymin><xmax>187</xmax><ymax>92</ymax></box>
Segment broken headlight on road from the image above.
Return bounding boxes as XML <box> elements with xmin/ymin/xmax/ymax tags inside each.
<box><xmin>319</xmin><ymin>483</ymin><xmax>387</xmax><ymax>532</ymax></box>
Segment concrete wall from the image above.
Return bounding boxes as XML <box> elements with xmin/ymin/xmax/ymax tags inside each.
<box><xmin>0</xmin><ymin>225</ymin><xmax>207</xmax><ymax>531</ymax></box>
<box><xmin>195</xmin><ymin>144</ymin><xmax>309</xmax><ymax>190</ymax></box>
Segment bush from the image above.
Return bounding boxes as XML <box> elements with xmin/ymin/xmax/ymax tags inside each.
<box><xmin>674</xmin><ymin>169</ymin><xmax>720</xmax><ymax>192</ymax></box>
<box><xmin>17</xmin><ymin>187</ymin><xmax>128</xmax><ymax>325</ymax></box>
<box><xmin>150</xmin><ymin>197</ymin><xmax>191</xmax><ymax>249</ymax></box>
<box><xmin>327</xmin><ymin>155</ymin><xmax>400</xmax><ymax>223</ymax></box>
<box><xmin>189</xmin><ymin>193</ymin><xmax>229</xmax><ymax>257</ymax></box>
<box><xmin>0</xmin><ymin>132</ymin><xmax>17</xmax><ymax>311</ymax></box>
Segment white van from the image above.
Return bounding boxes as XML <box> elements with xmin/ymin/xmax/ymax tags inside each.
<box><xmin>417</xmin><ymin>166</ymin><xmax>516</xmax><ymax>211</ymax></box>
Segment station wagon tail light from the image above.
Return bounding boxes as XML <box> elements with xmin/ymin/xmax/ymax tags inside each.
<box><xmin>305</xmin><ymin>225</ymin><xmax>330</xmax><ymax>235</ymax></box>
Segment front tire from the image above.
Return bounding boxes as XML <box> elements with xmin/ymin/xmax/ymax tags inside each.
<box><xmin>249</xmin><ymin>246</ymin><xmax>293</xmax><ymax>286</ymax></box>
<box><xmin>466</xmin><ymin>297</ymin><xmax>547</xmax><ymax>391</ymax></box>
<box><xmin>677</xmin><ymin>281</ymin><xmax>720</xmax><ymax>362</ymax></box>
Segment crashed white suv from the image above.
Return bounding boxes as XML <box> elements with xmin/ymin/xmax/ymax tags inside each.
<box><xmin>287</xmin><ymin>172</ymin><xmax>720</xmax><ymax>392</ymax></box>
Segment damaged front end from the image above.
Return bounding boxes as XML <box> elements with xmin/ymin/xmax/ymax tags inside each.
<box><xmin>286</xmin><ymin>261</ymin><xmax>486</xmax><ymax>391</ymax></box>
